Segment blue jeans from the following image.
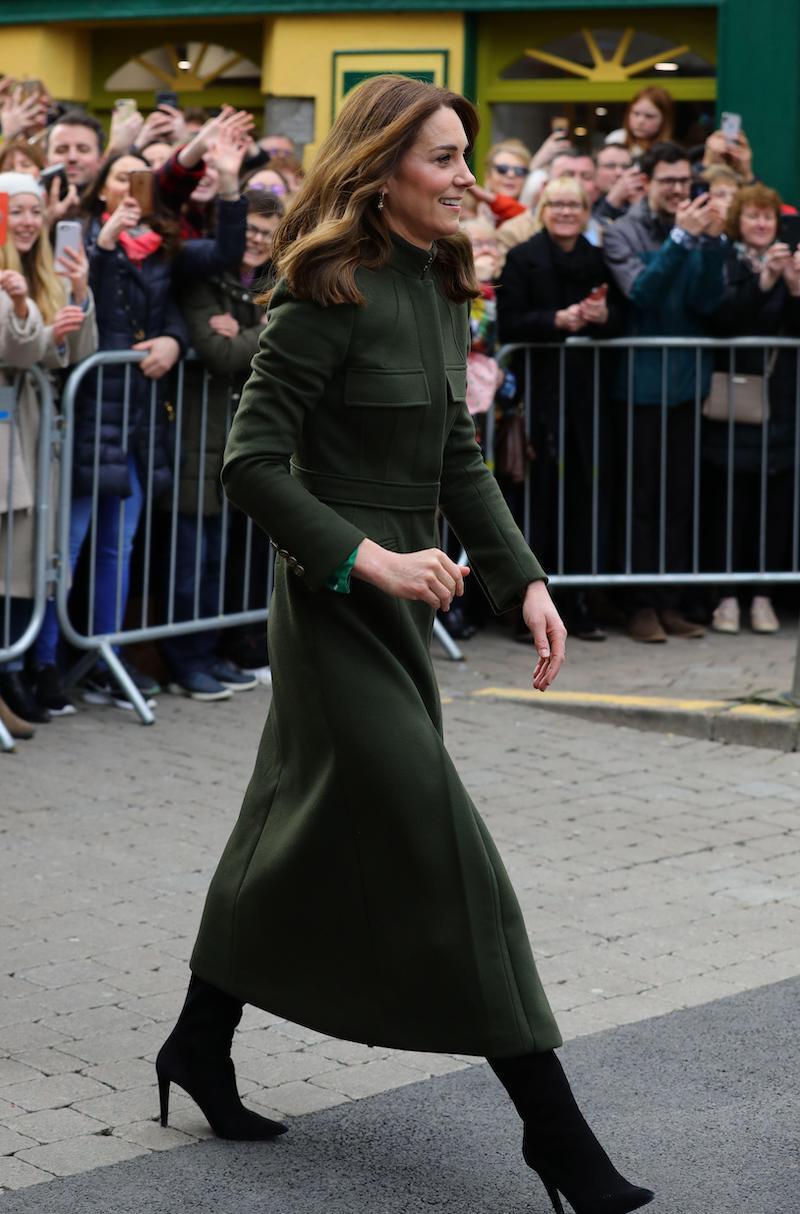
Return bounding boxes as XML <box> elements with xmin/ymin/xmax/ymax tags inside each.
<box><xmin>35</xmin><ymin>456</ymin><xmax>144</xmax><ymax>667</ymax></box>
<box><xmin>160</xmin><ymin>512</ymin><xmax>222</xmax><ymax>680</ymax></box>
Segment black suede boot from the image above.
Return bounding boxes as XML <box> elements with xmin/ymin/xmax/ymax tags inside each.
<box><xmin>489</xmin><ymin>1051</ymin><xmax>653</xmax><ymax>1214</ymax></box>
<box><xmin>156</xmin><ymin>975</ymin><xmax>288</xmax><ymax>1140</ymax></box>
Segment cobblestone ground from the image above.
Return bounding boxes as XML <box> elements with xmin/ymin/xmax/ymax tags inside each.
<box><xmin>1</xmin><ymin>626</ymin><xmax>799</xmax><ymax>1193</ymax></box>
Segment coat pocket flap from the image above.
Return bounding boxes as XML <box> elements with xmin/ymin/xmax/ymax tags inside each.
<box><xmin>445</xmin><ymin>365</ymin><xmax>468</xmax><ymax>404</ymax></box>
<box><xmin>344</xmin><ymin>368</ymin><xmax>430</xmax><ymax>407</ymax></box>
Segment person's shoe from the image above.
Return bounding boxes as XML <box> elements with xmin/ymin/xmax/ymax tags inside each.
<box><xmin>156</xmin><ymin>975</ymin><xmax>288</xmax><ymax>1141</ymax></box>
<box><xmin>32</xmin><ymin>665</ymin><xmax>77</xmax><ymax>716</ymax></box>
<box><xmin>750</xmin><ymin>596</ymin><xmax>779</xmax><ymax>634</ymax></box>
<box><xmin>168</xmin><ymin>671</ymin><xmax>233</xmax><ymax>702</ymax></box>
<box><xmin>121</xmin><ymin>660</ymin><xmax>161</xmax><ymax>697</ymax></box>
<box><xmin>660</xmin><ymin>609</ymin><xmax>706</xmax><ymax>639</ymax></box>
<box><xmin>0</xmin><ymin>694</ymin><xmax>35</xmax><ymax>740</ymax></box>
<box><xmin>440</xmin><ymin>605</ymin><xmax>478</xmax><ymax>641</ymax></box>
<box><xmin>209</xmin><ymin>660</ymin><xmax>259</xmax><ymax>692</ymax></box>
<box><xmin>82</xmin><ymin>672</ymin><xmax>156</xmax><ymax>711</ymax></box>
<box><xmin>711</xmin><ymin>597</ymin><xmax>740</xmax><ymax>634</ymax></box>
<box><xmin>0</xmin><ymin>671</ymin><xmax>50</xmax><ymax>723</ymax></box>
<box><xmin>627</xmin><ymin>608</ymin><xmax>667</xmax><ymax>644</ymax></box>
<box><xmin>490</xmin><ymin>1051</ymin><xmax>654</xmax><ymax>1214</ymax></box>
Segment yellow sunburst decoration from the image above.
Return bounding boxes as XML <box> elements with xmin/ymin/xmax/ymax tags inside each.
<box><xmin>131</xmin><ymin>43</ymin><xmax>246</xmax><ymax>93</ymax></box>
<box><xmin>525</xmin><ymin>27</ymin><xmax>690</xmax><ymax>83</ymax></box>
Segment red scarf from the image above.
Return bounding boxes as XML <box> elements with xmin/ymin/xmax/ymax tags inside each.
<box><xmin>102</xmin><ymin>213</ymin><xmax>163</xmax><ymax>266</ymax></box>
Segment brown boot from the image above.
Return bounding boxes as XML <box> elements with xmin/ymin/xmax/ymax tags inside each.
<box><xmin>661</xmin><ymin>609</ymin><xmax>706</xmax><ymax>639</ymax></box>
<box><xmin>0</xmin><ymin>695</ymin><xmax>35</xmax><ymax>740</ymax></box>
<box><xmin>628</xmin><ymin>607</ymin><xmax>667</xmax><ymax>643</ymax></box>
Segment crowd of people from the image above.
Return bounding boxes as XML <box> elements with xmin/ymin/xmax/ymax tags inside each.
<box><xmin>0</xmin><ymin>77</ymin><xmax>797</xmax><ymax>741</ymax></box>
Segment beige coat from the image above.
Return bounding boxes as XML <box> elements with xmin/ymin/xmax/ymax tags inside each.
<box><xmin>0</xmin><ymin>294</ymin><xmax>98</xmax><ymax>597</ymax></box>
<box><xmin>496</xmin><ymin>210</ymin><xmax>539</xmax><ymax>272</ymax></box>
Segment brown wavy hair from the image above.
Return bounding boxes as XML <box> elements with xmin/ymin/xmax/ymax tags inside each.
<box><xmin>726</xmin><ymin>183</ymin><xmax>783</xmax><ymax>242</ymax></box>
<box><xmin>270</xmin><ymin>74</ymin><xmax>480</xmax><ymax>307</ymax></box>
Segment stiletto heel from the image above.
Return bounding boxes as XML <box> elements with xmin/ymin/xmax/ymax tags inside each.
<box><xmin>156</xmin><ymin>975</ymin><xmax>287</xmax><ymax>1141</ymax></box>
<box><xmin>158</xmin><ymin>1071</ymin><xmax>170</xmax><ymax>1127</ymax></box>
<box><xmin>542</xmin><ymin>1178</ymin><xmax>565</xmax><ymax>1213</ymax></box>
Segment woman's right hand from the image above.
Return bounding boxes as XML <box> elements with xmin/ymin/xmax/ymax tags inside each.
<box><xmin>51</xmin><ymin>305</ymin><xmax>87</xmax><ymax>344</ymax></box>
<box><xmin>97</xmin><ymin>198</ymin><xmax>142</xmax><ymax>251</ymax></box>
<box><xmin>554</xmin><ymin>305</ymin><xmax>586</xmax><ymax>333</ymax></box>
<box><xmin>759</xmin><ymin>241</ymin><xmax>792</xmax><ymax>292</ymax></box>
<box><xmin>0</xmin><ymin>269</ymin><xmax>30</xmax><ymax>318</ymax></box>
<box><xmin>353</xmin><ymin>538</ymin><xmax>470</xmax><ymax>611</ymax></box>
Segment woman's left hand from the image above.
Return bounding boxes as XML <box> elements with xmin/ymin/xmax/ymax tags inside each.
<box><xmin>579</xmin><ymin>297</ymin><xmax>608</xmax><ymax>325</ymax></box>
<box><xmin>132</xmin><ymin>335</ymin><xmax>181</xmax><ymax>379</ymax></box>
<box><xmin>522</xmin><ymin>580</ymin><xmax>567</xmax><ymax>691</ymax></box>
<box><xmin>54</xmin><ymin>243</ymin><xmax>89</xmax><ymax>305</ymax></box>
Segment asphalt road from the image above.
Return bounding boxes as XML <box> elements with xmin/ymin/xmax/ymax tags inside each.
<box><xmin>2</xmin><ymin>976</ymin><xmax>796</xmax><ymax>1214</ymax></box>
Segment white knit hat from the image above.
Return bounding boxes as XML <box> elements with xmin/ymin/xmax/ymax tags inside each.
<box><xmin>0</xmin><ymin>171</ymin><xmax>45</xmax><ymax>199</ymax></box>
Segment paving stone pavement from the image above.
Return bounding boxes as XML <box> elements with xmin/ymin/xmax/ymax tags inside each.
<box><xmin>1</xmin><ymin>624</ymin><xmax>799</xmax><ymax>1194</ymax></box>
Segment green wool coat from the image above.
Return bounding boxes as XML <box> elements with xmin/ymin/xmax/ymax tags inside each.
<box><xmin>190</xmin><ymin>236</ymin><xmax>562</xmax><ymax>1058</ymax></box>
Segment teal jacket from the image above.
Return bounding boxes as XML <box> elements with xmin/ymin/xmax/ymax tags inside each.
<box><xmin>604</xmin><ymin>198</ymin><xmax>726</xmax><ymax>405</ymax></box>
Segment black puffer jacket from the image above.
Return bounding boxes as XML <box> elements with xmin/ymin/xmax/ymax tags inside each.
<box><xmin>706</xmin><ymin>243</ymin><xmax>800</xmax><ymax>473</ymax></box>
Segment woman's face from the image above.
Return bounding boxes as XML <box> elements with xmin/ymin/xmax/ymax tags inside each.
<box><xmin>739</xmin><ymin>205</ymin><xmax>778</xmax><ymax>252</ymax></box>
<box><xmin>190</xmin><ymin>165</ymin><xmax>219</xmax><ymax>205</ymax></box>
<box><xmin>484</xmin><ymin>150</ymin><xmax>528</xmax><ymax>200</ymax></box>
<box><xmin>242</xmin><ymin>212</ymin><xmax>280</xmax><ymax>270</ymax></box>
<box><xmin>141</xmin><ymin>142</ymin><xmax>173</xmax><ymax>171</ymax></box>
<box><xmin>628</xmin><ymin>99</ymin><xmax>663</xmax><ymax>142</ymax></box>
<box><xmin>6</xmin><ymin>149</ymin><xmax>41</xmax><ymax>178</ymax></box>
<box><xmin>709</xmin><ymin>180</ymin><xmax>738</xmax><ymax>216</ymax></box>
<box><xmin>7</xmin><ymin>192</ymin><xmax>44</xmax><ymax>254</ymax></box>
<box><xmin>101</xmin><ymin>155</ymin><xmax>147</xmax><ymax>214</ymax></box>
<box><xmin>541</xmin><ymin>188</ymin><xmax>588</xmax><ymax>244</ymax></box>
<box><xmin>383</xmin><ymin>106</ymin><xmax>476</xmax><ymax>249</ymax></box>
<box><xmin>247</xmin><ymin>169</ymin><xmax>288</xmax><ymax>197</ymax></box>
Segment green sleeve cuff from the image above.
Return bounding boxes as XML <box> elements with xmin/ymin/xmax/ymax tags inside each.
<box><xmin>325</xmin><ymin>545</ymin><xmax>359</xmax><ymax>594</ymax></box>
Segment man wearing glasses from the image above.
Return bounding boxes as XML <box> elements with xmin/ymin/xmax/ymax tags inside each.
<box><xmin>603</xmin><ymin>141</ymin><xmax>727</xmax><ymax>644</ymax></box>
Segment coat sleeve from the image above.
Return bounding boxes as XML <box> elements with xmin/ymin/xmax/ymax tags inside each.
<box><xmin>182</xmin><ymin>281</ymin><xmax>263</xmax><ymax>378</ymax></box>
<box><xmin>604</xmin><ymin>222</ymin><xmax>690</xmax><ymax>306</ymax></box>
<box><xmin>173</xmin><ymin>200</ymin><xmax>247</xmax><ymax>281</ymax></box>
<box><xmin>439</xmin><ymin>400</ymin><xmax>546</xmax><ymax>615</ymax></box>
<box><xmin>221</xmin><ymin>286</ymin><xmax>367</xmax><ymax>592</ymax></box>
<box><xmin>0</xmin><ymin>297</ymin><xmax>49</xmax><ymax>368</ymax></box>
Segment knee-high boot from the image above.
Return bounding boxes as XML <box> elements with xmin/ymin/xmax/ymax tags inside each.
<box><xmin>488</xmin><ymin>1050</ymin><xmax>653</xmax><ymax>1214</ymax></box>
<box><xmin>156</xmin><ymin>974</ymin><xmax>288</xmax><ymax>1141</ymax></box>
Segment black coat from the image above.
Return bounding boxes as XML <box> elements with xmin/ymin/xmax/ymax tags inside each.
<box><xmin>706</xmin><ymin>243</ymin><xmax>800</xmax><ymax>473</ymax></box>
<box><xmin>497</xmin><ymin>230</ymin><xmax>623</xmax><ymax>452</ymax></box>
<box><xmin>73</xmin><ymin>221</ymin><xmax>241</xmax><ymax>499</ymax></box>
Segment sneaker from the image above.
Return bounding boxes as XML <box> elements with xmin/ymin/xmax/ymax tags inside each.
<box><xmin>628</xmin><ymin>608</ymin><xmax>667</xmax><ymax>644</ymax></box>
<box><xmin>711</xmin><ymin>597</ymin><xmax>740</xmax><ymax>634</ymax></box>
<box><xmin>750</xmin><ymin>596</ymin><xmax>779</xmax><ymax>634</ymax></box>
<box><xmin>209</xmin><ymin>659</ymin><xmax>259</xmax><ymax>692</ymax></box>
<box><xmin>0</xmin><ymin>671</ymin><xmax>50</xmax><ymax>723</ymax></box>
<box><xmin>168</xmin><ymin>671</ymin><xmax>233</xmax><ymax>702</ymax></box>
<box><xmin>33</xmin><ymin>665</ymin><xmax>77</xmax><ymax>716</ymax></box>
<box><xmin>121</xmin><ymin>660</ymin><xmax>161</xmax><ymax>697</ymax></box>
<box><xmin>660</xmin><ymin>609</ymin><xmax>706</xmax><ymax>639</ymax></box>
<box><xmin>82</xmin><ymin>673</ymin><xmax>156</xmax><ymax>711</ymax></box>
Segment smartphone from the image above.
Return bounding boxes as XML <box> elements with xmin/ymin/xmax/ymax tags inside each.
<box><xmin>39</xmin><ymin>162</ymin><xmax>70</xmax><ymax>202</ymax></box>
<box><xmin>114</xmin><ymin>98</ymin><xmax>137</xmax><ymax>122</ymax></box>
<box><xmin>587</xmin><ymin>284</ymin><xmax>608</xmax><ymax>301</ymax></box>
<box><xmin>0</xmin><ymin>193</ymin><xmax>8</xmax><ymax>247</ymax></box>
<box><xmin>129</xmin><ymin>169</ymin><xmax>154</xmax><ymax>214</ymax></box>
<box><xmin>20</xmin><ymin>79</ymin><xmax>42</xmax><ymax>101</ymax></box>
<box><xmin>551</xmin><ymin>116</ymin><xmax>569</xmax><ymax>135</ymax></box>
<box><xmin>54</xmin><ymin>220</ymin><xmax>83</xmax><ymax>271</ymax></box>
<box><xmin>780</xmin><ymin>214</ymin><xmax>800</xmax><ymax>253</ymax></box>
<box><xmin>720</xmin><ymin>111</ymin><xmax>742</xmax><ymax>144</ymax></box>
<box><xmin>690</xmin><ymin>179</ymin><xmax>708</xmax><ymax>200</ymax></box>
<box><xmin>155</xmin><ymin>90</ymin><xmax>179</xmax><ymax>110</ymax></box>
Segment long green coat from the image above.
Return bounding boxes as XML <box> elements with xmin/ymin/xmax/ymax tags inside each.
<box><xmin>190</xmin><ymin>237</ymin><xmax>561</xmax><ymax>1058</ymax></box>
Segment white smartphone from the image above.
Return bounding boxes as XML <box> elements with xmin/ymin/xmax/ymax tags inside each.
<box><xmin>720</xmin><ymin>111</ymin><xmax>742</xmax><ymax>143</ymax></box>
<box><xmin>53</xmin><ymin>220</ymin><xmax>83</xmax><ymax>272</ymax></box>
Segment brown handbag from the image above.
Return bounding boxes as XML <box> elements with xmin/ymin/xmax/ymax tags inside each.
<box><xmin>495</xmin><ymin>407</ymin><xmax>533</xmax><ymax>484</ymax></box>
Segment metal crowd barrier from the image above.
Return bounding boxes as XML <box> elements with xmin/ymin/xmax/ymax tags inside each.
<box><xmin>497</xmin><ymin>336</ymin><xmax>800</xmax><ymax>697</ymax></box>
<box><xmin>0</xmin><ymin>366</ymin><xmax>56</xmax><ymax>752</ymax></box>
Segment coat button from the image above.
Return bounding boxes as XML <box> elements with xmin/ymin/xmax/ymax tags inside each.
<box><xmin>286</xmin><ymin>555</ymin><xmax>297</xmax><ymax>568</ymax></box>
<box><xmin>277</xmin><ymin>548</ymin><xmax>289</xmax><ymax>559</ymax></box>
<box><xmin>270</xmin><ymin>539</ymin><xmax>278</xmax><ymax>550</ymax></box>
<box><xmin>294</xmin><ymin>565</ymin><xmax>305</xmax><ymax>577</ymax></box>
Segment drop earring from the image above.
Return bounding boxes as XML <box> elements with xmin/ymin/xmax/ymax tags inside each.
<box><xmin>377</xmin><ymin>191</ymin><xmax>385</xmax><ymax>211</ymax></box>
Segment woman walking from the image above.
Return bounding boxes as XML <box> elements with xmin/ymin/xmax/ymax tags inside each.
<box><xmin>157</xmin><ymin>77</ymin><xmax>653</xmax><ymax>1214</ymax></box>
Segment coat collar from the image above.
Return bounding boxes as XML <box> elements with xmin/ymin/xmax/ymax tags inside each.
<box><xmin>389</xmin><ymin>233</ymin><xmax>438</xmax><ymax>279</ymax></box>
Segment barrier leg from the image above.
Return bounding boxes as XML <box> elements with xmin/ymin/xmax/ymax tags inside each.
<box><xmin>792</xmin><ymin>613</ymin><xmax>800</xmax><ymax>705</ymax></box>
<box><xmin>0</xmin><ymin>716</ymin><xmax>15</xmax><ymax>753</ymax></box>
<box><xmin>433</xmin><ymin>617</ymin><xmax>463</xmax><ymax>661</ymax></box>
<box><xmin>101</xmin><ymin>641</ymin><xmax>155</xmax><ymax>725</ymax></box>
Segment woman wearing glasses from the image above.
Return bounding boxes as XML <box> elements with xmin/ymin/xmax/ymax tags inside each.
<box><xmin>498</xmin><ymin>175</ymin><xmax>622</xmax><ymax>641</ymax></box>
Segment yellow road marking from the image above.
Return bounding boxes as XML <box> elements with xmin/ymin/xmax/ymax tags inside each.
<box><xmin>727</xmin><ymin>703</ymin><xmax>800</xmax><ymax>720</ymax></box>
<box><xmin>472</xmin><ymin>688</ymin><xmax>728</xmax><ymax>712</ymax></box>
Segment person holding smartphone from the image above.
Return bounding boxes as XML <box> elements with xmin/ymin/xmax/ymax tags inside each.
<box><xmin>0</xmin><ymin>171</ymin><xmax>97</xmax><ymax>724</ymax></box>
